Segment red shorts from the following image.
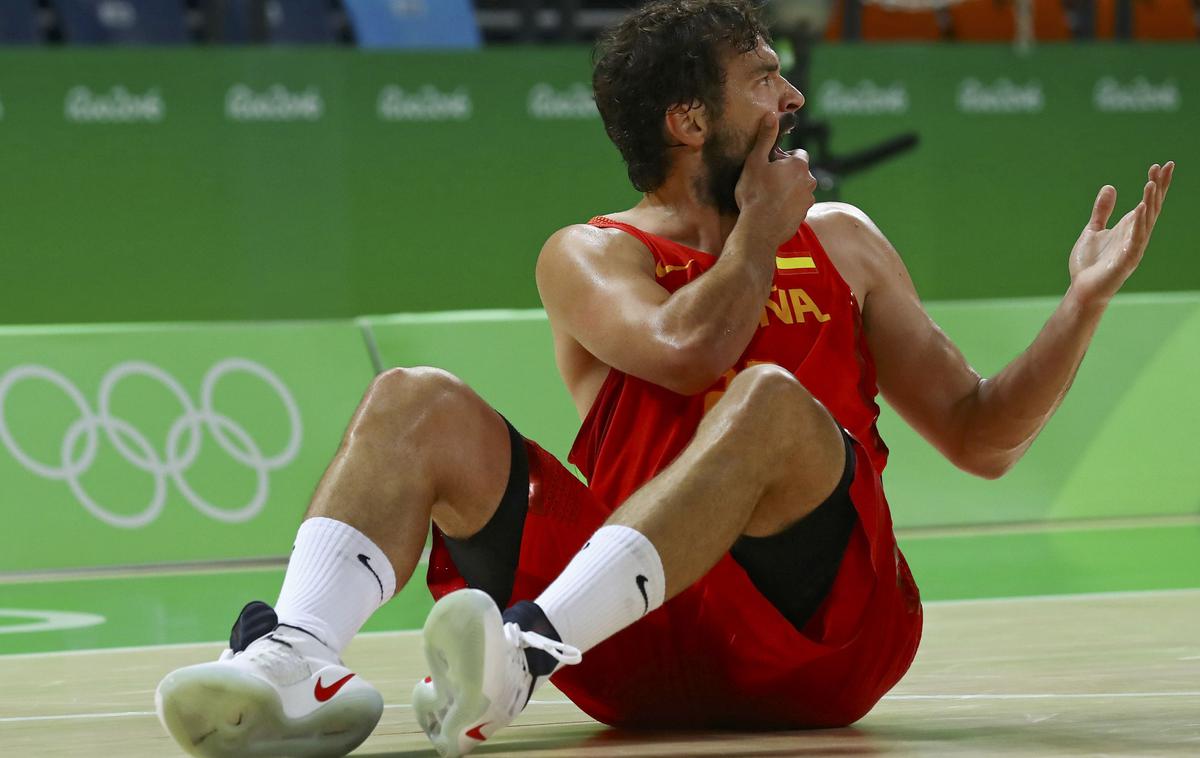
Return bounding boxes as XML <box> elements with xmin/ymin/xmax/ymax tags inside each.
<box><xmin>427</xmin><ymin>437</ymin><xmax>923</xmax><ymax>729</ymax></box>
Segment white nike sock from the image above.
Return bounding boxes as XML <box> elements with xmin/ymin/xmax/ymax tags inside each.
<box><xmin>273</xmin><ymin>517</ymin><xmax>396</xmax><ymax>655</ymax></box>
<box><xmin>533</xmin><ymin>524</ymin><xmax>666</xmax><ymax>655</ymax></box>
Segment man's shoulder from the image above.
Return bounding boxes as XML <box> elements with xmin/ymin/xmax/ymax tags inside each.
<box><xmin>806</xmin><ymin>202</ymin><xmax>896</xmax><ymax>262</ymax></box>
<box><xmin>536</xmin><ymin>221</ymin><xmax>656</xmax><ymax>291</ymax></box>
<box><xmin>804</xmin><ymin>202</ymin><xmax>900</xmax><ymax>299</ymax></box>
<box><xmin>806</xmin><ymin>202</ymin><xmax>875</xmax><ymax>238</ymax></box>
<box><xmin>540</xmin><ymin>220</ymin><xmax>652</xmax><ymax>266</ymax></box>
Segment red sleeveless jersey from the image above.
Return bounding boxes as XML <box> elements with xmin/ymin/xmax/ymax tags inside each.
<box><xmin>570</xmin><ymin>217</ymin><xmax>893</xmax><ymax>561</ymax></box>
<box><xmin>565</xmin><ymin>218</ymin><xmax>922</xmax><ymax>708</ymax></box>
<box><xmin>433</xmin><ymin>216</ymin><xmax>921</xmax><ymax>725</ymax></box>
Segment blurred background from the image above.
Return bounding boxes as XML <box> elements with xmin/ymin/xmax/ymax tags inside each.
<box><xmin>0</xmin><ymin>0</ymin><xmax>1196</xmax><ymax>323</ymax></box>
<box><xmin>0</xmin><ymin>1</ymin><xmax>1196</xmax><ymax>656</ymax></box>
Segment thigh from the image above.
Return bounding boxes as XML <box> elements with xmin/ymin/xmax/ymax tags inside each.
<box><xmin>729</xmin><ymin>430</ymin><xmax>859</xmax><ymax>630</ymax></box>
<box><xmin>555</xmin><ymin>435</ymin><xmax>920</xmax><ymax>730</ymax></box>
<box><xmin>427</xmin><ymin>431</ymin><xmax>612</xmax><ymax>607</ymax></box>
<box><xmin>434</xmin><ymin>416</ymin><xmax>529</xmax><ymax>607</ymax></box>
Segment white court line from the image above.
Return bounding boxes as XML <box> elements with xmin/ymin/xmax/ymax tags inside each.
<box><xmin>0</xmin><ymin>700</ymin><xmax>573</xmax><ymax>725</ymax></box>
<box><xmin>0</xmin><ymin>629</ymin><xmax>422</xmax><ymax>661</ymax></box>
<box><xmin>0</xmin><ymin>711</ymin><xmax>154</xmax><ymax>724</ymax></box>
<box><xmin>6</xmin><ymin>691</ymin><xmax>1200</xmax><ymax>726</ymax></box>
<box><xmin>896</xmin><ymin>513</ymin><xmax>1200</xmax><ymax>539</ymax></box>
<box><xmin>925</xmin><ymin>587</ymin><xmax>1200</xmax><ymax>607</ymax></box>
<box><xmin>3</xmin><ymin>588</ymin><xmax>1196</xmax><ymax>662</ymax></box>
<box><xmin>0</xmin><ymin>609</ymin><xmax>105</xmax><ymax>634</ymax></box>
<box><xmin>884</xmin><ymin>692</ymin><xmax>1200</xmax><ymax>701</ymax></box>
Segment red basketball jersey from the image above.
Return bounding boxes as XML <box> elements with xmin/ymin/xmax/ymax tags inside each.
<box><xmin>430</xmin><ymin>216</ymin><xmax>921</xmax><ymax>726</ymax></box>
<box><xmin>573</xmin><ymin>217</ymin><xmax>892</xmax><ymax>554</ymax></box>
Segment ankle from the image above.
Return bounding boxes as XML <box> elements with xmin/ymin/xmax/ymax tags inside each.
<box><xmin>502</xmin><ymin>601</ymin><xmax>561</xmax><ymax>679</ymax></box>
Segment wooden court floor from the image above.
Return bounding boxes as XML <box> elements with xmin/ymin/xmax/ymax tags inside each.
<box><xmin>2</xmin><ymin>588</ymin><xmax>1197</xmax><ymax>757</ymax></box>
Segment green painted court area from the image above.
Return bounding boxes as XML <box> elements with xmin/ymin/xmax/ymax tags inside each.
<box><xmin>4</xmin><ymin>521</ymin><xmax>1197</xmax><ymax>656</ymax></box>
<box><xmin>2</xmin><ymin>294</ymin><xmax>1197</xmax><ymax>660</ymax></box>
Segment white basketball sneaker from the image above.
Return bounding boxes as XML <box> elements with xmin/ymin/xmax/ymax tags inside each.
<box><xmin>155</xmin><ymin>603</ymin><xmax>383</xmax><ymax>758</ymax></box>
<box><xmin>413</xmin><ymin>589</ymin><xmax>581</xmax><ymax>757</ymax></box>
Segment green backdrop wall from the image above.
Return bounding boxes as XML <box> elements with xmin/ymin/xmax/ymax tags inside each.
<box><xmin>0</xmin><ymin>45</ymin><xmax>1195</xmax><ymax>325</ymax></box>
<box><xmin>3</xmin><ymin>292</ymin><xmax>1195</xmax><ymax>573</ymax></box>
<box><xmin>0</xmin><ymin>321</ymin><xmax>374</xmax><ymax>572</ymax></box>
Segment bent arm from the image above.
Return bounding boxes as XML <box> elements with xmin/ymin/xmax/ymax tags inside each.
<box><xmin>538</xmin><ymin>113</ymin><xmax>820</xmax><ymax>395</ymax></box>
<box><xmin>536</xmin><ymin>223</ymin><xmax>777</xmax><ymax>395</ymax></box>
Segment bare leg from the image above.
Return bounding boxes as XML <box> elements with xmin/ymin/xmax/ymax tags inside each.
<box><xmin>304</xmin><ymin>366</ymin><xmax>515</xmax><ymax>595</ymax></box>
<box><xmin>607</xmin><ymin>363</ymin><xmax>846</xmax><ymax>598</ymax></box>
<box><xmin>154</xmin><ymin>371</ymin><xmax>515</xmax><ymax>757</ymax></box>
<box><xmin>410</xmin><ymin>364</ymin><xmax>851</xmax><ymax>756</ymax></box>
<box><xmin>158</xmin><ymin>368</ymin><xmax>525</xmax><ymax>758</ymax></box>
<box><xmin>306</xmin><ymin>363</ymin><xmax>845</xmax><ymax>604</ymax></box>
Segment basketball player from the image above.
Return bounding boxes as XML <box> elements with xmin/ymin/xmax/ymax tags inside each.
<box><xmin>155</xmin><ymin>2</ymin><xmax>1173</xmax><ymax>756</ymax></box>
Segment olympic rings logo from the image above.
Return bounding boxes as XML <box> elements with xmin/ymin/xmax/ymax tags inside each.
<box><xmin>0</xmin><ymin>359</ymin><xmax>302</xmax><ymax>529</ymax></box>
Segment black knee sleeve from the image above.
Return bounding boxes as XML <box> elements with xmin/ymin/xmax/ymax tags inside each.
<box><xmin>440</xmin><ymin>416</ymin><xmax>528</xmax><ymax>609</ymax></box>
<box><xmin>729</xmin><ymin>432</ymin><xmax>859</xmax><ymax>631</ymax></box>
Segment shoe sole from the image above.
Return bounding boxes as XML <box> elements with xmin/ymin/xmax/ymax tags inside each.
<box><xmin>156</xmin><ymin>666</ymin><xmax>382</xmax><ymax>758</ymax></box>
<box><xmin>418</xmin><ymin>590</ymin><xmax>498</xmax><ymax>757</ymax></box>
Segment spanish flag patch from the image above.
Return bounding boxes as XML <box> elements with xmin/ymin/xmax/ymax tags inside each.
<box><xmin>776</xmin><ymin>254</ymin><xmax>816</xmax><ymax>272</ymax></box>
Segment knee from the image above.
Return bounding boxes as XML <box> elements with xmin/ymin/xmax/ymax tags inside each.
<box><xmin>725</xmin><ymin>364</ymin><xmax>824</xmax><ymax>430</ymax></box>
<box><xmin>720</xmin><ymin>365</ymin><xmax>838</xmax><ymax>461</ymax></box>
<box><xmin>357</xmin><ymin>366</ymin><xmax>474</xmax><ymax>435</ymax></box>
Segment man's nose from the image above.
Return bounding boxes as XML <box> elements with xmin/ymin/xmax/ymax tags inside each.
<box><xmin>782</xmin><ymin>80</ymin><xmax>805</xmax><ymax>112</ymax></box>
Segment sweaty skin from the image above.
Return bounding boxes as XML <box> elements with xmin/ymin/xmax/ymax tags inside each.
<box><xmin>295</xmin><ymin>38</ymin><xmax>1171</xmax><ymax>612</ymax></box>
<box><xmin>537</xmin><ymin>40</ymin><xmax>1175</xmax><ymax>482</ymax></box>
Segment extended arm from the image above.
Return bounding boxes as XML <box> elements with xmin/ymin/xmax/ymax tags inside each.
<box><xmin>858</xmin><ymin>163</ymin><xmax>1174</xmax><ymax>478</ymax></box>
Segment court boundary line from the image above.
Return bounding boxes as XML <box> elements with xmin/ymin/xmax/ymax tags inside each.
<box><xmin>924</xmin><ymin>586</ymin><xmax>1200</xmax><ymax>607</ymax></box>
<box><xmin>0</xmin><ymin>557</ymin><xmax>290</xmax><ymax>585</ymax></box>
<box><xmin>895</xmin><ymin>513</ymin><xmax>1200</xmax><ymax>539</ymax></box>
<box><xmin>0</xmin><ymin>699</ymin><xmax>574</xmax><ymax>725</ymax></box>
<box><xmin>885</xmin><ymin>692</ymin><xmax>1200</xmax><ymax>701</ymax></box>
<box><xmin>2</xmin><ymin>587</ymin><xmax>1196</xmax><ymax>662</ymax></box>
<box><xmin>7</xmin><ymin>690</ymin><xmax>1200</xmax><ymax>726</ymax></box>
<box><xmin>6</xmin><ymin>515</ymin><xmax>1196</xmax><ymax>586</ymax></box>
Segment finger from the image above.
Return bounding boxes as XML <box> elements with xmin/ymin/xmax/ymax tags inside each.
<box><xmin>783</xmin><ymin>148</ymin><xmax>811</xmax><ymax>165</ymax></box>
<box><xmin>1120</xmin><ymin>207</ymin><xmax>1141</xmax><ymax>266</ymax></box>
<box><xmin>1146</xmin><ymin>164</ymin><xmax>1161</xmax><ymax>214</ymax></box>
<box><xmin>1088</xmin><ymin>185</ymin><xmax>1117</xmax><ymax>231</ymax></box>
<box><xmin>749</xmin><ymin>112</ymin><xmax>780</xmax><ymax>165</ymax></box>
<box><xmin>1147</xmin><ymin>164</ymin><xmax>1168</xmax><ymax>218</ymax></box>
<box><xmin>1130</xmin><ymin>202</ymin><xmax>1149</xmax><ymax>259</ymax></box>
<box><xmin>1156</xmin><ymin>161</ymin><xmax>1175</xmax><ymax>214</ymax></box>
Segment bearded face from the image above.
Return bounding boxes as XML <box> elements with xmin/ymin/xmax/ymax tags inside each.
<box><xmin>697</xmin><ymin>119</ymin><xmax>756</xmax><ymax>216</ymax></box>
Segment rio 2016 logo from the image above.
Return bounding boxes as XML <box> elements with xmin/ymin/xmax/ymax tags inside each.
<box><xmin>0</xmin><ymin>359</ymin><xmax>302</xmax><ymax>529</ymax></box>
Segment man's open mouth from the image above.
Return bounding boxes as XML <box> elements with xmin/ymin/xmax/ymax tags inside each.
<box><xmin>772</xmin><ymin>111</ymin><xmax>798</xmax><ymax>159</ymax></box>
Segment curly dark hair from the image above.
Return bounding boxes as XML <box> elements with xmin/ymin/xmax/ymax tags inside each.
<box><xmin>593</xmin><ymin>0</ymin><xmax>771</xmax><ymax>193</ymax></box>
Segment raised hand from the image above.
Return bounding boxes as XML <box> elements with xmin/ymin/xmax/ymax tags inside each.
<box><xmin>1069</xmin><ymin>162</ymin><xmax>1174</xmax><ymax>305</ymax></box>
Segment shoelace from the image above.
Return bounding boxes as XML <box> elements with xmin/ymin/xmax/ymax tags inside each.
<box><xmin>220</xmin><ymin>633</ymin><xmax>321</xmax><ymax>686</ymax></box>
<box><xmin>246</xmin><ymin>638</ymin><xmax>306</xmax><ymax>679</ymax></box>
<box><xmin>502</xmin><ymin>623</ymin><xmax>583</xmax><ymax>666</ymax></box>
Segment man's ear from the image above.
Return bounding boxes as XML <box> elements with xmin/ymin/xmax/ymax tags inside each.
<box><xmin>664</xmin><ymin>101</ymin><xmax>707</xmax><ymax>149</ymax></box>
